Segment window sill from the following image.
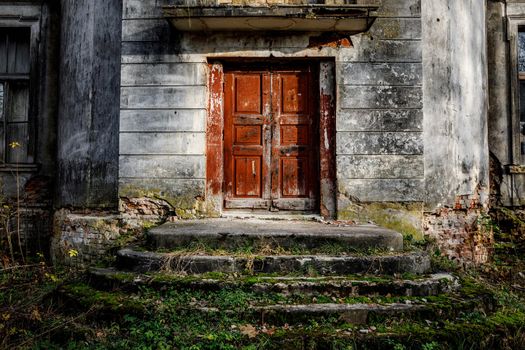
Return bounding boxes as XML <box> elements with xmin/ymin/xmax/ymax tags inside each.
<box><xmin>0</xmin><ymin>164</ymin><xmax>38</xmax><ymax>172</ymax></box>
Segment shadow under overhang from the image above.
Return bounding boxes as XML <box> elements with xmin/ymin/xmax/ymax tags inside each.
<box><xmin>162</xmin><ymin>4</ymin><xmax>380</xmax><ymax>33</ymax></box>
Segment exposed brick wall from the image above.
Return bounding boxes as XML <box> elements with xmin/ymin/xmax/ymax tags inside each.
<box><xmin>50</xmin><ymin>206</ymin><xmax>165</xmax><ymax>268</ymax></box>
<box><xmin>423</xmin><ymin>208</ymin><xmax>493</xmax><ymax>265</ymax></box>
<box><xmin>51</xmin><ymin>194</ymin><xmax>185</xmax><ymax>267</ymax></box>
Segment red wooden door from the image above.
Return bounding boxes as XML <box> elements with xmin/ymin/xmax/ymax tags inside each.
<box><xmin>223</xmin><ymin>65</ymin><xmax>318</xmax><ymax>211</ymax></box>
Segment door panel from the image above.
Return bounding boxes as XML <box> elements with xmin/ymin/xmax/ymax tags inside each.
<box><xmin>223</xmin><ymin>66</ymin><xmax>318</xmax><ymax>211</ymax></box>
<box><xmin>235</xmin><ymin>75</ymin><xmax>262</xmax><ymax>114</ymax></box>
<box><xmin>224</xmin><ymin>71</ymin><xmax>271</xmax><ymax>209</ymax></box>
<box><xmin>234</xmin><ymin>156</ymin><xmax>262</xmax><ymax>197</ymax></box>
<box><xmin>271</xmin><ymin>70</ymin><xmax>318</xmax><ymax>210</ymax></box>
<box><xmin>281</xmin><ymin>157</ymin><xmax>308</xmax><ymax>197</ymax></box>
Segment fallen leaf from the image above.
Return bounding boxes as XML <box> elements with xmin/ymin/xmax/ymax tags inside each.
<box><xmin>30</xmin><ymin>308</ymin><xmax>41</xmax><ymax>321</ymax></box>
<box><xmin>261</xmin><ymin>326</ymin><xmax>276</xmax><ymax>336</ymax></box>
<box><xmin>239</xmin><ymin>324</ymin><xmax>258</xmax><ymax>338</ymax></box>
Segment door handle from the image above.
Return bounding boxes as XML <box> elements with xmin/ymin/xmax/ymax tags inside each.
<box><xmin>252</xmin><ymin>160</ymin><xmax>256</xmax><ymax>176</ymax></box>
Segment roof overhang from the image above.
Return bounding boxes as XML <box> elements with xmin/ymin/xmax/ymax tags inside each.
<box><xmin>162</xmin><ymin>4</ymin><xmax>380</xmax><ymax>33</ymax></box>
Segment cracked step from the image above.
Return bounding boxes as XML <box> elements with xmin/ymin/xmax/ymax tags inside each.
<box><xmin>89</xmin><ymin>267</ymin><xmax>460</xmax><ymax>297</ymax></box>
<box><xmin>116</xmin><ymin>248</ymin><xmax>431</xmax><ymax>275</ymax></box>
<box><xmin>147</xmin><ymin>219</ymin><xmax>404</xmax><ymax>252</ymax></box>
<box><xmin>59</xmin><ymin>281</ymin><xmax>492</xmax><ymax>327</ymax></box>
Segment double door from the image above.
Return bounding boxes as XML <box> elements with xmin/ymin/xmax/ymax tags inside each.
<box><xmin>223</xmin><ymin>65</ymin><xmax>319</xmax><ymax>211</ymax></box>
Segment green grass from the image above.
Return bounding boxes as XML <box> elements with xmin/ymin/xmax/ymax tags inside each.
<box><xmin>4</xmin><ymin>207</ymin><xmax>525</xmax><ymax>349</ymax></box>
<box><xmin>1</xmin><ymin>265</ymin><xmax>524</xmax><ymax>349</ymax></box>
<box><xmin>152</xmin><ymin>239</ymin><xmax>403</xmax><ymax>257</ymax></box>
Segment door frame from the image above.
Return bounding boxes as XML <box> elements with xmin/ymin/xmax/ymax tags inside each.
<box><xmin>206</xmin><ymin>59</ymin><xmax>336</xmax><ymax>218</ymax></box>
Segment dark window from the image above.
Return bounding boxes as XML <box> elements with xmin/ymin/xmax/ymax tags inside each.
<box><xmin>0</xmin><ymin>28</ymin><xmax>31</xmax><ymax>165</ymax></box>
<box><xmin>519</xmin><ymin>31</ymin><xmax>525</xmax><ymax>72</ymax></box>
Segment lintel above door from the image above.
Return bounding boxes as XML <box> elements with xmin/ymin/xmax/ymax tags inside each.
<box><xmin>162</xmin><ymin>3</ymin><xmax>380</xmax><ymax>33</ymax></box>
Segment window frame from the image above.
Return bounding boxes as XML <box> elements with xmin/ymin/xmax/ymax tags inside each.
<box><xmin>0</xmin><ymin>18</ymin><xmax>40</xmax><ymax>171</ymax></box>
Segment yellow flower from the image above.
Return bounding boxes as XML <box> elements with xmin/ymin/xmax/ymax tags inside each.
<box><xmin>45</xmin><ymin>273</ymin><xmax>59</xmax><ymax>282</ymax></box>
<box><xmin>8</xmin><ymin>141</ymin><xmax>20</xmax><ymax>149</ymax></box>
<box><xmin>68</xmin><ymin>249</ymin><xmax>79</xmax><ymax>257</ymax></box>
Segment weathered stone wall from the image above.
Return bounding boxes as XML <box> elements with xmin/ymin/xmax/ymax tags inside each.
<box><xmin>120</xmin><ymin>0</ymin><xmax>425</xmax><ymax>218</ymax></box>
<box><xmin>420</xmin><ymin>0</ymin><xmax>490</xmax><ymax>263</ymax></box>
<box><xmin>422</xmin><ymin>0</ymin><xmax>489</xmax><ymax>210</ymax></box>
<box><xmin>57</xmin><ymin>0</ymin><xmax>122</xmax><ymax>208</ymax></box>
<box><xmin>51</xmin><ymin>206</ymin><xmax>169</xmax><ymax>267</ymax></box>
<box><xmin>117</xmin><ymin>0</ymin><xmax>495</xmax><ymax>264</ymax></box>
<box><xmin>336</xmin><ymin>0</ymin><xmax>423</xmax><ymax>211</ymax></box>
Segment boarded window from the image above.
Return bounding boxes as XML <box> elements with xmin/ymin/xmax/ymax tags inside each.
<box><xmin>0</xmin><ymin>28</ymin><xmax>31</xmax><ymax>164</ymax></box>
<box><xmin>0</xmin><ymin>28</ymin><xmax>30</xmax><ymax>75</ymax></box>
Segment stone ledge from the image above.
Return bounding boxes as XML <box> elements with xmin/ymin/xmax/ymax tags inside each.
<box><xmin>163</xmin><ymin>4</ymin><xmax>379</xmax><ymax>32</ymax></box>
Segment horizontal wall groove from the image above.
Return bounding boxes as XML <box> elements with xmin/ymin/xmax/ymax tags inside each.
<box><xmin>119</xmin><ymin>131</ymin><xmax>206</xmax><ymax>134</ymax></box>
<box><xmin>119</xmin><ymin>153</ymin><xmax>205</xmax><ymax>156</ymax></box>
<box><xmin>120</xmin><ymin>107</ymin><xmax>207</xmax><ymax>111</ymax></box>
<box><xmin>342</xmin><ymin>84</ymin><xmax>423</xmax><ymax>88</ymax></box>
<box><xmin>339</xmin><ymin>107</ymin><xmax>423</xmax><ymax>111</ymax></box>
<box><xmin>336</xmin><ymin>153</ymin><xmax>424</xmax><ymax>156</ymax></box>
<box><xmin>336</xmin><ymin>130</ymin><xmax>422</xmax><ymax>132</ymax></box>
<box><xmin>120</xmin><ymin>84</ymin><xmax>207</xmax><ymax>88</ymax></box>
<box><xmin>339</xmin><ymin>177</ymin><xmax>424</xmax><ymax>180</ymax></box>
<box><xmin>339</xmin><ymin>61</ymin><xmax>423</xmax><ymax>64</ymax></box>
<box><xmin>120</xmin><ymin>176</ymin><xmax>206</xmax><ymax>181</ymax></box>
<box><xmin>121</xmin><ymin>62</ymin><xmax>205</xmax><ymax>66</ymax></box>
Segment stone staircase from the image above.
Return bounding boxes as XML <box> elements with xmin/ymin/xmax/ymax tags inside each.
<box><xmin>56</xmin><ymin>218</ymin><xmax>496</xmax><ymax>347</ymax></box>
<box><xmin>115</xmin><ymin>218</ymin><xmax>430</xmax><ymax>275</ymax></box>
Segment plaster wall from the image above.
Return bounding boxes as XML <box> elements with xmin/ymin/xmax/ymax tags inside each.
<box><xmin>57</xmin><ymin>0</ymin><xmax>122</xmax><ymax>208</ymax></box>
<box><xmin>119</xmin><ymin>0</ymin><xmax>425</xmax><ymax>216</ymax></box>
<box><xmin>421</xmin><ymin>0</ymin><xmax>489</xmax><ymax>210</ymax></box>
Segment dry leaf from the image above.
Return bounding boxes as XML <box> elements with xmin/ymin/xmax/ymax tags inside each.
<box><xmin>261</xmin><ymin>326</ymin><xmax>276</xmax><ymax>336</ymax></box>
<box><xmin>30</xmin><ymin>308</ymin><xmax>42</xmax><ymax>321</ymax></box>
<box><xmin>239</xmin><ymin>324</ymin><xmax>258</xmax><ymax>338</ymax></box>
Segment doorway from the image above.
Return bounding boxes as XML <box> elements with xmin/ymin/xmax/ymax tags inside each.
<box><xmin>206</xmin><ymin>61</ymin><xmax>336</xmax><ymax>217</ymax></box>
<box><xmin>223</xmin><ymin>64</ymin><xmax>319</xmax><ymax>212</ymax></box>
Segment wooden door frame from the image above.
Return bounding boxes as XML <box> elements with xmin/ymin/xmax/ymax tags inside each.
<box><xmin>206</xmin><ymin>60</ymin><xmax>336</xmax><ymax>218</ymax></box>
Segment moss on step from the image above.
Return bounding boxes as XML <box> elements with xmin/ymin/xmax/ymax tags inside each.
<box><xmin>37</xmin><ymin>268</ymin><xmax>525</xmax><ymax>350</ymax></box>
<box><xmin>91</xmin><ymin>268</ymin><xmax>445</xmax><ymax>289</ymax></box>
<box><xmin>61</xmin><ymin>283</ymin><xmax>146</xmax><ymax>314</ymax></box>
<box><xmin>64</xmin><ymin>275</ymin><xmax>481</xmax><ymax>319</ymax></box>
<box><xmin>338</xmin><ymin>202</ymin><xmax>425</xmax><ymax>243</ymax></box>
<box><xmin>151</xmin><ymin>240</ymin><xmax>408</xmax><ymax>257</ymax></box>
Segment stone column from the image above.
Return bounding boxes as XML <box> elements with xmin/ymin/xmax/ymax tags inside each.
<box><xmin>56</xmin><ymin>0</ymin><xmax>122</xmax><ymax>208</ymax></box>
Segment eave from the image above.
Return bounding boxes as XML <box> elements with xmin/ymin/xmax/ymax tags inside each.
<box><xmin>162</xmin><ymin>4</ymin><xmax>380</xmax><ymax>33</ymax></box>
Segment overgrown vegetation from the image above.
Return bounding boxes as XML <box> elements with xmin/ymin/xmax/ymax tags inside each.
<box><xmin>2</xmin><ymin>208</ymin><xmax>525</xmax><ymax>349</ymax></box>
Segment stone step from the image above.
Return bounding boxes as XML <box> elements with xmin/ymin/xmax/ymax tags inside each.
<box><xmin>147</xmin><ymin>219</ymin><xmax>403</xmax><ymax>252</ymax></box>
<box><xmin>59</xmin><ymin>281</ymin><xmax>491</xmax><ymax>327</ymax></box>
<box><xmin>199</xmin><ymin>303</ymin><xmax>430</xmax><ymax>325</ymax></box>
<box><xmin>116</xmin><ymin>248</ymin><xmax>431</xmax><ymax>275</ymax></box>
<box><xmin>88</xmin><ymin>267</ymin><xmax>459</xmax><ymax>297</ymax></box>
<box><xmin>55</xmin><ymin>269</ymin><xmax>498</xmax><ymax>348</ymax></box>
<box><xmin>198</xmin><ymin>296</ymin><xmax>489</xmax><ymax>326</ymax></box>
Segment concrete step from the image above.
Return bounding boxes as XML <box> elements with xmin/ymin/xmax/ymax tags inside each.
<box><xmin>59</xmin><ymin>280</ymin><xmax>491</xmax><ymax>327</ymax></box>
<box><xmin>147</xmin><ymin>219</ymin><xmax>404</xmax><ymax>253</ymax></box>
<box><xmin>89</xmin><ymin>267</ymin><xmax>459</xmax><ymax>297</ymax></box>
<box><xmin>56</xmin><ymin>267</ymin><xmax>498</xmax><ymax>348</ymax></box>
<box><xmin>199</xmin><ymin>302</ymin><xmax>430</xmax><ymax>325</ymax></box>
<box><xmin>116</xmin><ymin>248</ymin><xmax>431</xmax><ymax>275</ymax></box>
